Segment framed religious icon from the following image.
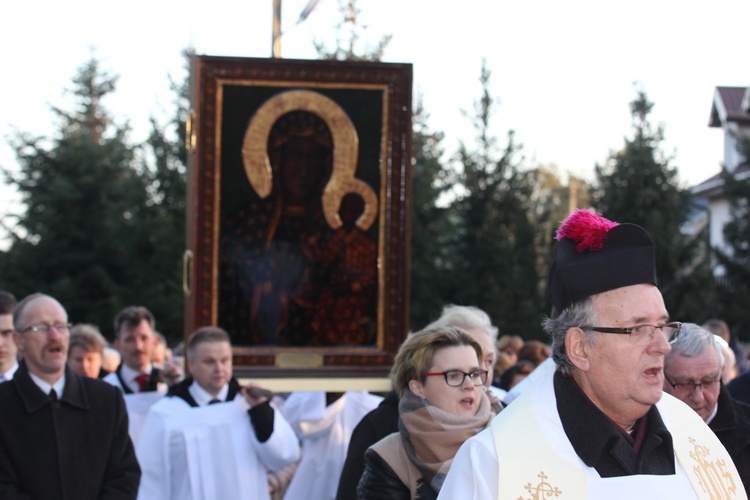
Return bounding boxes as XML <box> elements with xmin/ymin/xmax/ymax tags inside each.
<box><xmin>184</xmin><ymin>55</ymin><xmax>413</xmax><ymax>380</ymax></box>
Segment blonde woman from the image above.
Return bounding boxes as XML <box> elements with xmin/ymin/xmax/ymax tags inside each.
<box><xmin>357</xmin><ymin>326</ymin><xmax>501</xmax><ymax>499</ymax></box>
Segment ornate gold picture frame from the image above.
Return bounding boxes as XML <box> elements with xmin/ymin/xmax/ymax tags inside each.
<box><xmin>185</xmin><ymin>56</ymin><xmax>413</xmax><ymax>379</ymax></box>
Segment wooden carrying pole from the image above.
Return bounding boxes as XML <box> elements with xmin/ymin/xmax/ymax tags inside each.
<box><xmin>272</xmin><ymin>0</ymin><xmax>282</xmax><ymax>57</ymax></box>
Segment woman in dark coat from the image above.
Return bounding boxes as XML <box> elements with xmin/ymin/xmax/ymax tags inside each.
<box><xmin>357</xmin><ymin>326</ymin><xmax>501</xmax><ymax>499</ymax></box>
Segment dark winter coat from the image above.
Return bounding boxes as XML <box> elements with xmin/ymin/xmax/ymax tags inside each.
<box><xmin>336</xmin><ymin>390</ymin><xmax>400</xmax><ymax>500</ymax></box>
<box><xmin>710</xmin><ymin>384</ymin><xmax>750</xmax><ymax>491</ymax></box>
<box><xmin>0</xmin><ymin>361</ymin><xmax>141</xmax><ymax>499</ymax></box>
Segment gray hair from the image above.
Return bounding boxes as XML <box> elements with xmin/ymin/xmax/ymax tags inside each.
<box><xmin>542</xmin><ymin>299</ymin><xmax>598</xmax><ymax>377</ymax></box>
<box><xmin>69</xmin><ymin>324</ymin><xmax>108</xmax><ymax>354</ymax></box>
<box><xmin>426</xmin><ymin>305</ymin><xmax>498</xmax><ymax>345</ymax></box>
<box><xmin>666</xmin><ymin>322</ymin><xmax>725</xmax><ymax>368</ymax></box>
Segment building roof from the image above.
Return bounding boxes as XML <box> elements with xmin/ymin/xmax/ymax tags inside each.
<box><xmin>709</xmin><ymin>86</ymin><xmax>750</xmax><ymax>127</ymax></box>
<box><xmin>692</xmin><ymin>161</ymin><xmax>750</xmax><ymax>198</ymax></box>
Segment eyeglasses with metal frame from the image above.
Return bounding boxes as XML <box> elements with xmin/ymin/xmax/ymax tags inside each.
<box><xmin>663</xmin><ymin>373</ymin><xmax>721</xmax><ymax>395</ymax></box>
<box><xmin>421</xmin><ymin>369</ymin><xmax>488</xmax><ymax>387</ymax></box>
<box><xmin>580</xmin><ymin>322</ymin><xmax>682</xmax><ymax>345</ymax></box>
<box><xmin>18</xmin><ymin>323</ymin><xmax>72</xmax><ymax>334</ymax></box>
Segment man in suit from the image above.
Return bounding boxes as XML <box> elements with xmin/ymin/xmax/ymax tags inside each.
<box><xmin>0</xmin><ymin>293</ymin><xmax>140</xmax><ymax>499</ymax></box>
<box><xmin>0</xmin><ymin>291</ymin><xmax>18</xmax><ymax>383</ymax></box>
<box><xmin>136</xmin><ymin>326</ymin><xmax>300</xmax><ymax>499</ymax></box>
<box><xmin>664</xmin><ymin>322</ymin><xmax>750</xmax><ymax>490</ymax></box>
<box><xmin>104</xmin><ymin>305</ymin><xmax>181</xmax><ymax>393</ymax></box>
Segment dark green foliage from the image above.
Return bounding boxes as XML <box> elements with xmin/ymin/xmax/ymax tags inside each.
<box><xmin>134</xmin><ymin>49</ymin><xmax>192</xmax><ymax>343</ymax></box>
<box><xmin>409</xmin><ymin>98</ymin><xmax>452</xmax><ymax>330</ymax></box>
<box><xmin>592</xmin><ymin>88</ymin><xmax>715</xmax><ymax>322</ymax></box>
<box><xmin>0</xmin><ymin>56</ymin><xmax>188</xmax><ymax>342</ymax></box>
<box><xmin>439</xmin><ymin>61</ymin><xmax>543</xmax><ymax>339</ymax></box>
<box><xmin>1</xmin><ymin>58</ymin><xmax>144</xmax><ymax>336</ymax></box>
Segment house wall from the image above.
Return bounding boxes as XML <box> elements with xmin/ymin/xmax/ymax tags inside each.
<box><xmin>723</xmin><ymin>122</ymin><xmax>746</xmax><ymax>170</ymax></box>
<box><xmin>709</xmin><ymin>197</ymin><xmax>732</xmax><ymax>255</ymax></box>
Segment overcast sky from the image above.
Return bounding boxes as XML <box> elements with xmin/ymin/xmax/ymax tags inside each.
<box><xmin>1</xmin><ymin>0</ymin><xmax>747</xmax><ymax>213</ymax></box>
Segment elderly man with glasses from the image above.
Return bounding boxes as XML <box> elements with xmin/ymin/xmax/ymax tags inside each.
<box><xmin>0</xmin><ymin>293</ymin><xmax>140</xmax><ymax>499</ymax></box>
<box><xmin>440</xmin><ymin>210</ymin><xmax>745</xmax><ymax>499</ymax></box>
<box><xmin>664</xmin><ymin>322</ymin><xmax>750</xmax><ymax>490</ymax></box>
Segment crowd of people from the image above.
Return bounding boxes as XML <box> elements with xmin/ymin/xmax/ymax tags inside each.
<box><xmin>0</xmin><ymin>208</ymin><xmax>749</xmax><ymax>499</ymax></box>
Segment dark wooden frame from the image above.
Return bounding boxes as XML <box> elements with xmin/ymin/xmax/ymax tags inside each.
<box><xmin>184</xmin><ymin>55</ymin><xmax>413</xmax><ymax>378</ymax></box>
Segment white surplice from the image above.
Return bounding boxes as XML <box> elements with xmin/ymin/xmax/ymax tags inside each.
<box><xmin>281</xmin><ymin>391</ymin><xmax>383</xmax><ymax>500</ymax></box>
<box><xmin>136</xmin><ymin>395</ymin><xmax>301</xmax><ymax>500</ymax></box>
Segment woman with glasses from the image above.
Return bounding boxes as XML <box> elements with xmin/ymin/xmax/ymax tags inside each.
<box><xmin>357</xmin><ymin>325</ymin><xmax>501</xmax><ymax>499</ymax></box>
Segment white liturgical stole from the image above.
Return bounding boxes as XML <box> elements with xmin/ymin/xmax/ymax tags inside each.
<box><xmin>491</xmin><ymin>367</ymin><xmax>746</xmax><ymax>499</ymax></box>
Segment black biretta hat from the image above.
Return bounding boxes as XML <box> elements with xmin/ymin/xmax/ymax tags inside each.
<box><xmin>548</xmin><ymin>209</ymin><xmax>657</xmax><ymax>315</ymax></box>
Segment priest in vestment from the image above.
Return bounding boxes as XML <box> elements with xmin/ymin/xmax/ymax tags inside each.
<box><xmin>439</xmin><ymin>210</ymin><xmax>746</xmax><ymax>499</ymax></box>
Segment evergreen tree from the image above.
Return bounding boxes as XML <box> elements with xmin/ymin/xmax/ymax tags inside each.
<box><xmin>445</xmin><ymin>61</ymin><xmax>542</xmax><ymax>339</ymax></box>
<box><xmin>409</xmin><ymin>98</ymin><xmax>451</xmax><ymax>330</ymax></box>
<box><xmin>715</xmin><ymin>133</ymin><xmax>750</xmax><ymax>337</ymax></box>
<box><xmin>0</xmin><ymin>57</ymin><xmax>148</xmax><ymax>334</ymax></box>
<box><xmin>134</xmin><ymin>49</ymin><xmax>192</xmax><ymax>341</ymax></box>
<box><xmin>592</xmin><ymin>88</ymin><xmax>715</xmax><ymax>322</ymax></box>
<box><xmin>0</xmin><ymin>55</ymin><xmax>190</xmax><ymax>341</ymax></box>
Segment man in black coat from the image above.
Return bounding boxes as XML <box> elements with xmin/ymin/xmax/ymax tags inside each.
<box><xmin>727</xmin><ymin>371</ymin><xmax>750</xmax><ymax>406</ymax></box>
<box><xmin>0</xmin><ymin>293</ymin><xmax>140</xmax><ymax>499</ymax></box>
<box><xmin>103</xmin><ymin>305</ymin><xmax>182</xmax><ymax>394</ymax></box>
<box><xmin>663</xmin><ymin>322</ymin><xmax>750</xmax><ymax>491</ymax></box>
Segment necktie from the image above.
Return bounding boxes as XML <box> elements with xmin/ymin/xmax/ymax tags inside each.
<box><xmin>135</xmin><ymin>373</ymin><xmax>149</xmax><ymax>393</ymax></box>
<box><xmin>49</xmin><ymin>389</ymin><xmax>58</xmax><ymax>401</ymax></box>
<box><xmin>208</xmin><ymin>399</ymin><xmax>221</xmax><ymax>405</ymax></box>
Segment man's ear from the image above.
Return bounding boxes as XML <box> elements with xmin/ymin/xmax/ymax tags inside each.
<box><xmin>408</xmin><ymin>378</ymin><xmax>425</xmax><ymax>399</ymax></box>
<box><xmin>12</xmin><ymin>331</ymin><xmax>23</xmax><ymax>353</ymax></box>
<box><xmin>565</xmin><ymin>327</ymin><xmax>591</xmax><ymax>372</ymax></box>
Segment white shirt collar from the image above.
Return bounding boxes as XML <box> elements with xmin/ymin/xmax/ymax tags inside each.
<box><xmin>188</xmin><ymin>379</ymin><xmax>230</xmax><ymax>407</ymax></box>
<box><xmin>705</xmin><ymin>401</ymin><xmax>719</xmax><ymax>425</ymax></box>
<box><xmin>0</xmin><ymin>360</ymin><xmax>18</xmax><ymax>382</ymax></box>
<box><xmin>121</xmin><ymin>362</ymin><xmax>153</xmax><ymax>392</ymax></box>
<box><xmin>28</xmin><ymin>370</ymin><xmax>65</xmax><ymax>398</ymax></box>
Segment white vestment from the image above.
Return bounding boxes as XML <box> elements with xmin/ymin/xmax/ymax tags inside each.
<box><xmin>136</xmin><ymin>395</ymin><xmax>301</xmax><ymax>500</ymax></box>
<box><xmin>102</xmin><ymin>370</ymin><xmax>168</xmax><ymax>442</ymax></box>
<box><xmin>438</xmin><ymin>365</ymin><xmax>746</xmax><ymax>500</ymax></box>
<box><xmin>281</xmin><ymin>391</ymin><xmax>383</xmax><ymax>500</ymax></box>
<box><xmin>124</xmin><ymin>391</ymin><xmax>166</xmax><ymax>443</ymax></box>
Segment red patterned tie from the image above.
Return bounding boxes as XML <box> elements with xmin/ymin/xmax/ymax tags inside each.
<box><xmin>135</xmin><ymin>373</ymin><xmax>149</xmax><ymax>393</ymax></box>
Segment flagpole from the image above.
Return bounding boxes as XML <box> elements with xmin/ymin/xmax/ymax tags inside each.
<box><xmin>272</xmin><ymin>0</ymin><xmax>282</xmax><ymax>58</ymax></box>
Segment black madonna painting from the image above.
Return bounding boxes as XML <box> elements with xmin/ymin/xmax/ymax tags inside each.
<box><xmin>185</xmin><ymin>56</ymin><xmax>412</xmax><ymax>375</ymax></box>
<box><xmin>221</xmin><ymin>91</ymin><xmax>379</xmax><ymax>347</ymax></box>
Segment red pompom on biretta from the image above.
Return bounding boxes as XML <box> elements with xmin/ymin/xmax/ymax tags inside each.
<box><xmin>555</xmin><ymin>209</ymin><xmax>618</xmax><ymax>252</ymax></box>
<box><xmin>548</xmin><ymin>209</ymin><xmax>657</xmax><ymax>315</ymax></box>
